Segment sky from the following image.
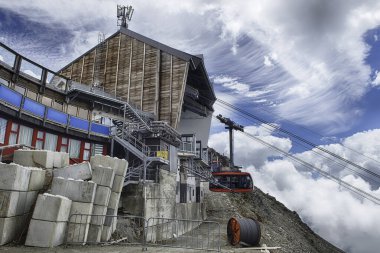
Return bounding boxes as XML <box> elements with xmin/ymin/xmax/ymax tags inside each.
<box><xmin>1</xmin><ymin>1</ymin><xmax>380</xmax><ymax>252</ymax></box>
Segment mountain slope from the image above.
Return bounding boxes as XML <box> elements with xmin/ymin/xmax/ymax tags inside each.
<box><xmin>205</xmin><ymin>187</ymin><xmax>344</xmax><ymax>253</ymax></box>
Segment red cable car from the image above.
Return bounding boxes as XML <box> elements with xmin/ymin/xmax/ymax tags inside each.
<box><xmin>209</xmin><ymin>171</ymin><xmax>253</xmax><ymax>193</ymax></box>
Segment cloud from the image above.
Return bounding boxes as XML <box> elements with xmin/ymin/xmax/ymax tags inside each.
<box><xmin>1</xmin><ymin>1</ymin><xmax>380</xmax><ymax>134</ymax></box>
<box><xmin>0</xmin><ymin>54</ymin><xmax>3</xmax><ymax>62</ymax></box>
<box><xmin>209</xmin><ymin>127</ymin><xmax>380</xmax><ymax>253</ymax></box>
<box><xmin>372</xmin><ymin>70</ymin><xmax>380</xmax><ymax>86</ymax></box>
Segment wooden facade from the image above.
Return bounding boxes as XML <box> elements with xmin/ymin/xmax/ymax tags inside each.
<box><xmin>60</xmin><ymin>30</ymin><xmax>192</xmax><ymax>129</ymax></box>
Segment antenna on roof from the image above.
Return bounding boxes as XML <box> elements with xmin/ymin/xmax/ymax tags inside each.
<box><xmin>117</xmin><ymin>5</ymin><xmax>134</xmax><ymax>29</ymax></box>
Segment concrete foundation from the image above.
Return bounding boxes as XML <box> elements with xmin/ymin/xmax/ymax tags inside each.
<box><xmin>101</xmin><ymin>225</ymin><xmax>112</xmax><ymax>242</ymax></box>
<box><xmin>51</xmin><ymin>177</ymin><xmax>97</xmax><ymax>203</ymax></box>
<box><xmin>0</xmin><ymin>190</ymin><xmax>26</xmax><ymax>217</ymax></box>
<box><xmin>32</xmin><ymin>194</ymin><xmax>72</xmax><ymax>222</ymax></box>
<box><xmin>25</xmin><ymin>219</ymin><xmax>67</xmax><ymax>247</ymax></box>
<box><xmin>32</xmin><ymin>150</ymin><xmax>54</xmax><ymax>169</ymax></box>
<box><xmin>53</xmin><ymin>162</ymin><xmax>92</xmax><ymax>180</ymax></box>
<box><xmin>90</xmin><ymin>155</ymin><xmax>128</xmax><ymax>177</ymax></box>
<box><xmin>0</xmin><ymin>163</ymin><xmax>31</xmax><ymax>191</ymax></box>
<box><xmin>13</xmin><ymin>150</ymin><xmax>37</xmax><ymax>167</ymax></box>
<box><xmin>94</xmin><ymin>185</ymin><xmax>111</xmax><ymax>206</ymax></box>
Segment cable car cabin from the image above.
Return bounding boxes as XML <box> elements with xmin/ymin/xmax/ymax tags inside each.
<box><xmin>209</xmin><ymin>172</ymin><xmax>253</xmax><ymax>193</ymax></box>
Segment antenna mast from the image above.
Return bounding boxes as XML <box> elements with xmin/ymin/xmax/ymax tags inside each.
<box><xmin>117</xmin><ymin>5</ymin><xmax>134</xmax><ymax>29</ymax></box>
<box><xmin>216</xmin><ymin>114</ymin><xmax>244</xmax><ymax>168</ymax></box>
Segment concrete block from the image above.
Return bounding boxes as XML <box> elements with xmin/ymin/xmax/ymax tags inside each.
<box><xmin>112</xmin><ymin>175</ymin><xmax>125</xmax><ymax>193</ymax></box>
<box><xmin>66</xmin><ymin>222</ymin><xmax>89</xmax><ymax>244</ymax></box>
<box><xmin>32</xmin><ymin>193</ymin><xmax>72</xmax><ymax>222</ymax></box>
<box><xmin>53</xmin><ymin>162</ymin><xmax>92</xmax><ymax>180</ymax></box>
<box><xmin>53</xmin><ymin>152</ymin><xmax>69</xmax><ymax>168</ymax></box>
<box><xmin>90</xmin><ymin>155</ymin><xmax>128</xmax><ymax>177</ymax></box>
<box><xmin>0</xmin><ymin>191</ymin><xmax>29</xmax><ymax>217</ymax></box>
<box><xmin>0</xmin><ymin>214</ymin><xmax>28</xmax><ymax>245</ymax></box>
<box><xmin>104</xmin><ymin>208</ymin><xmax>116</xmax><ymax>227</ymax></box>
<box><xmin>28</xmin><ymin>168</ymin><xmax>46</xmax><ymax>191</ymax></box>
<box><xmin>25</xmin><ymin>191</ymin><xmax>38</xmax><ymax>214</ymax></box>
<box><xmin>116</xmin><ymin>158</ymin><xmax>128</xmax><ymax>177</ymax></box>
<box><xmin>44</xmin><ymin>169</ymin><xmax>53</xmax><ymax>189</ymax></box>
<box><xmin>92</xmin><ymin>165</ymin><xmax>115</xmax><ymax>188</ymax></box>
<box><xmin>90</xmin><ymin>205</ymin><xmax>107</xmax><ymax>225</ymax></box>
<box><xmin>108</xmin><ymin>192</ymin><xmax>121</xmax><ymax>210</ymax></box>
<box><xmin>25</xmin><ymin>219</ymin><xmax>67</xmax><ymax>247</ymax></box>
<box><xmin>32</xmin><ymin>150</ymin><xmax>54</xmax><ymax>169</ymax></box>
<box><xmin>13</xmin><ymin>150</ymin><xmax>37</xmax><ymax>167</ymax></box>
<box><xmin>69</xmin><ymin>202</ymin><xmax>93</xmax><ymax>224</ymax></box>
<box><xmin>0</xmin><ymin>163</ymin><xmax>31</xmax><ymax>191</ymax></box>
<box><xmin>94</xmin><ymin>185</ymin><xmax>111</xmax><ymax>206</ymax></box>
<box><xmin>101</xmin><ymin>225</ymin><xmax>112</xmax><ymax>242</ymax></box>
<box><xmin>87</xmin><ymin>224</ymin><xmax>102</xmax><ymax>243</ymax></box>
<box><xmin>51</xmin><ymin>177</ymin><xmax>97</xmax><ymax>203</ymax></box>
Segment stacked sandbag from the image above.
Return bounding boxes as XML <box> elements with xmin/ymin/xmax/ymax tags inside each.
<box><xmin>25</xmin><ymin>193</ymin><xmax>71</xmax><ymax>247</ymax></box>
<box><xmin>0</xmin><ymin>163</ymin><xmax>45</xmax><ymax>245</ymax></box>
<box><xmin>90</xmin><ymin>155</ymin><xmax>128</xmax><ymax>241</ymax></box>
<box><xmin>87</xmin><ymin>165</ymin><xmax>114</xmax><ymax>242</ymax></box>
<box><xmin>50</xmin><ymin>177</ymin><xmax>97</xmax><ymax>244</ymax></box>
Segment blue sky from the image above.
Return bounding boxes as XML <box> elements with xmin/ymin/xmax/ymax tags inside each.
<box><xmin>1</xmin><ymin>1</ymin><xmax>380</xmax><ymax>252</ymax></box>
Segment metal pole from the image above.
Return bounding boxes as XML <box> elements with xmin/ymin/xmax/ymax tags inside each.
<box><xmin>229</xmin><ymin>127</ymin><xmax>234</xmax><ymax>168</ymax></box>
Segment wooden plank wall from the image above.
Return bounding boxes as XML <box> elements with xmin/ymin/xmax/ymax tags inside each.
<box><xmin>59</xmin><ymin>32</ymin><xmax>188</xmax><ymax>129</ymax></box>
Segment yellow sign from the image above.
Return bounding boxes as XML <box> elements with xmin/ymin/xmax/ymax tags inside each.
<box><xmin>156</xmin><ymin>151</ymin><xmax>168</xmax><ymax>160</ymax></box>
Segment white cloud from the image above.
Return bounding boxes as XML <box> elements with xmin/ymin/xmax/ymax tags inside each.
<box><xmin>0</xmin><ymin>55</ymin><xmax>4</xmax><ymax>62</ymax></box>
<box><xmin>372</xmin><ymin>70</ymin><xmax>380</xmax><ymax>86</ymax></box>
<box><xmin>23</xmin><ymin>69</ymin><xmax>41</xmax><ymax>79</ymax></box>
<box><xmin>1</xmin><ymin>1</ymin><xmax>380</xmax><ymax>133</ymax></box>
<box><xmin>209</xmin><ymin>127</ymin><xmax>380</xmax><ymax>253</ymax></box>
<box><xmin>263</xmin><ymin>55</ymin><xmax>274</xmax><ymax>67</ymax></box>
<box><xmin>375</xmin><ymin>34</ymin><xmax>379</xmax><ymax>41</ymax></box>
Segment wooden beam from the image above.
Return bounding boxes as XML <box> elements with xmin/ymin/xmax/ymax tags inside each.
<box><xmin>127</xmin><ymin>39</ymin><xmax>133</xmax><ymax>103</ymax></box>
<box><xmin>103</xmin><ymin>40</ymin><xmax>109</xmax><ymax>86</ymax></box>
<box><xmin>169</xmin><ymin>55</ymin><xmax>173</xmax><ymax>125</ymax></box>
<box><xmin>91</xmin><ymin>48</ymin><xmax>97</xmax><ymax>84</ymax></box>
<box><xmin>115</xmin><ymin>34</ymin><xmax>122</xmax><ymax>96</ymax></box>
<box><xmin>155</xmin><ymin>49</ymin><xmax>160</xmax><ymax>117</ymax></box>
<box><xmin>175</xmin><ymin>62</ymin><xmax>189</xmax><ymax>129</ymax></box>
<box><xmin>79</xmin><ymin>57</ymin><xmax>85</xmax><ymax>83</ymax></box>
<box><xmin>140</xmin><ymin>43</ymin><xmax>146</xmax><ymax>110</ymax></box>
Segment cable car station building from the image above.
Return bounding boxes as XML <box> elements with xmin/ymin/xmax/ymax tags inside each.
<box><xmin>0</xmin><ymin>26</ymin><xmax>216</xmax><ymax>222</ymax></box>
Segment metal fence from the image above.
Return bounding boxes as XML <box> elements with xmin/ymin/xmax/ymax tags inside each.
<box><xmin>146</xmin><ymin>217</ymin><xmax>221</xmax><ymax>252</ymax></box>
<box><xmin>65</xmin><ymin>214</ymin><xmax>221</xmax><ymax>252</ymax></box>
<box><xmin>66</xmin><ymin>214</ymin><xmax>146</xmax><ymax>246</ymax></box>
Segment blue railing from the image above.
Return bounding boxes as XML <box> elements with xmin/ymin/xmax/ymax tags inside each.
<box><xmin>0</xmin><ymin>83</ymin><xmax>111</xmax><ymax>137</ymax></box>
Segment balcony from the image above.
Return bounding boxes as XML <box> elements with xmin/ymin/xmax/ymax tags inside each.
<box><xmin>178</xmin><ymin>134</ymin><xmax>196</xmax><ymax>157</ymax></box>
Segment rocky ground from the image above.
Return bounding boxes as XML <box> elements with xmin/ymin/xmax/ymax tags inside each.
<box><xmin>205</xmin><ymin>187</ymin><xmax>345</xmax><ymax>253</ymax></box>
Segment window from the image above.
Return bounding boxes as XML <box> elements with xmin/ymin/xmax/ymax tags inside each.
<box><xmin>45</xmin><ymin>133</ymin><xmax>58</xmax><ymax>151</ymax></box>
<box><xmin>68</xmin><ymin>139</ymin><xmax>80</xmax><ymax>158</ymax></box>
<box><xmin>192</xmin><ymin>189</ymin><xmax>195</xmax><ymax>196</ymax></box>
<box><xmin>60</xmin><ymin>137</ymin><xmax>68</xmax><ymax>153</ymax></box>
<box><xmin>36</xmin><ymin>130</ymin><xmax>45</xmax><ymax>149</ymax></box>
<box><xmin>18</xmin><ymin>125</ymin><xmax>33</xmax><ymax>146</ymax></box>
<box><xmin>8</xmin><ymin>122</ymin><xmax>19</xmax><ymax>145</ymax></box>
<box><xmin>83</xmin><ymin>142</ymin><xmax>91</xmax><ymax>161</ymax></box>
<box><xmin>0</xmin><ymin>118</ymin><xmax>7</xmax><ymax>144</ymax></box>
<box><xmin>92</xmin><ymin>143</ymin><xmax>104</xmax><ymax>156</ymax></box>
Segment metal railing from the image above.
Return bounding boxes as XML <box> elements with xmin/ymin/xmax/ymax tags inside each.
<box><xmin>179</xmin><ymin>141</ymin><xmax>196</xmax><ymax>154</ymax></box>
<box><xmin>65</xmin><ymin>214</ymin><xmax>221</xmax><ymax>252</ymax></box>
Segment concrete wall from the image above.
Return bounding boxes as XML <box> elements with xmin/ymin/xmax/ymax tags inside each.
<box><xmin>177</xmin><ymin>110</ymin><xmax>213</xmax><ymax>147</ymax></box>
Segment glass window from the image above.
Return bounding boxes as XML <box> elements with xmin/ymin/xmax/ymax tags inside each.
<box><xmin>36</xmin><ymin>140</ymin><xmax>44</xmax><ymax>150</ymax></box>
<box><xmin>37</xmin><ymin>131</ymin><xmax>44</xmax><ymax>139</ymax></box>
<box><xmin>68</xmin><ymin>139</ymin><xmax>81</xmax><ymax>158</ymax></box>
<box><xmin>18</xmin><ymin>125</ymin><xmax>33</xmax><ymax>146</ymax></box>
<box><xmin>11</xmin><ymin>122</ymin><xmax>18</xmax><ymax>132</ymax></box>
<box><xmin>0</xmin><ymin>118</ymin><xmax>7</xmax><ymax>144</ymax></box>
<box><xmin>9</xmin><ymin>133</ymin><xmax>17</xmax><ymax>145</ymax></box>
<box><xmin>44</xmin><ymin>133</ymin><xmax>58</xmax><ymax>151</ymax></box>
<box><xmin>62</xmin><ymin>137</ymin><xmax>68</xmax><ymax>145</ymax></box>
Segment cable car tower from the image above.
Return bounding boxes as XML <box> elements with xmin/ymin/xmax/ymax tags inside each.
<box><xmin>209</xmin><ymin>114</ymin><xmax>253</xmax><ymax>193</ymax></box>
